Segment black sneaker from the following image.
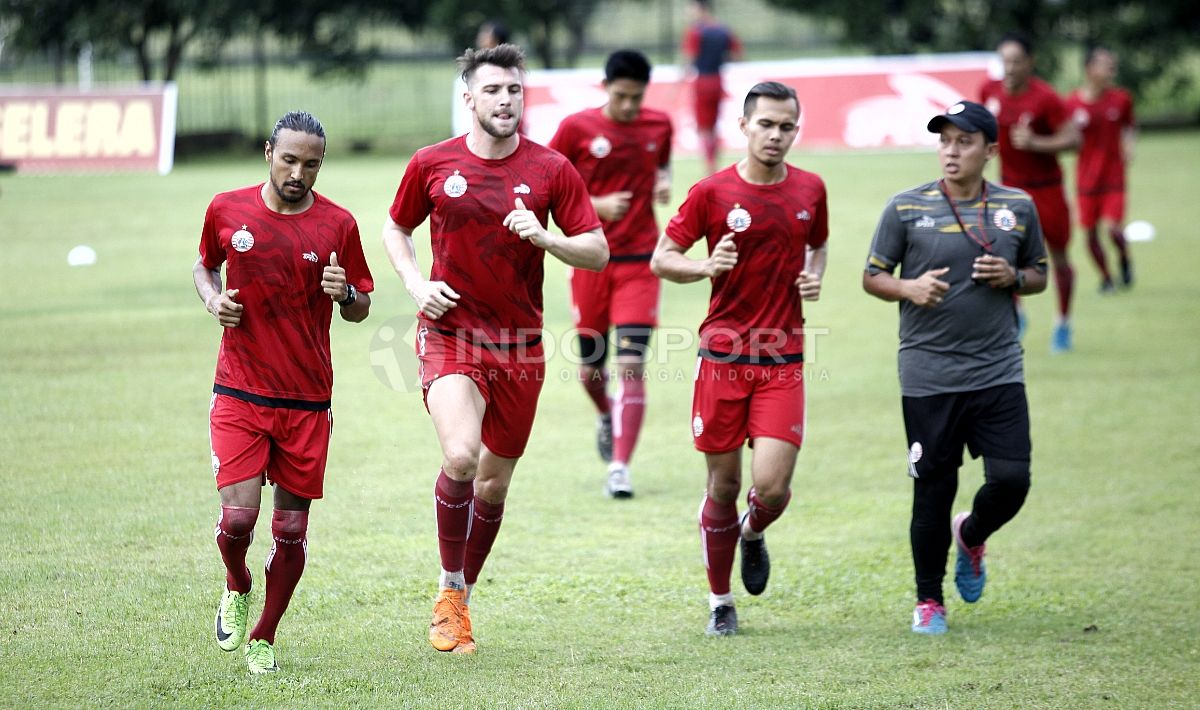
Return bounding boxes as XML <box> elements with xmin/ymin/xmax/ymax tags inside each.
<box><xmin>739</xmin><ymin>514</ymin><xmax>770</xmax><ymax>595</ymax></box>
<box><xmin>1120</xmin><ymin>260</ymin><xmax>1134</xmax><ymax>288</ymax></box>
<box><xmin>705</xmin><ymin>605</ymin><xmax>738</xmax><ymax>636</ymax></box>
<box><xmin>596</xmin><ymin>414</ymin><xmax>613</xmax><ymax>463</ymax></box>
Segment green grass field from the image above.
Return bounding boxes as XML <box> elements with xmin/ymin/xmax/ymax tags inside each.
<box><xmin>2</xmin><ymin>133</ymin><xmax>1198</xmax><ymax>708</ymax></box>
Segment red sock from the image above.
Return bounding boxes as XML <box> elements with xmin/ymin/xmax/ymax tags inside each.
<box><xmin>699</xmin><ymin>495</ymin><xmax>739</xmax><ymax>596</ymax></box>
<box><xmin>215</xmin><ymin>505</ymin><xmax>258</xmax><ymax>594</ymax></box>
<box><xmin>581</xmin><ymin>368</ymin><xmax>611</xmax><ymax>415</ymax></box>
<box><xmin>745</xmin><ymin>487</ymin><xmax>791</xmax><ymax>534</ymax></box>
<box><xmin>464</xmin><ymin>497</ymin><xmax>505</xmax><ymax>585</ymax></box>
<box><xmin>612</xmin><ymin>377</ymin><xmax>645</xmax><ymax>465</ymax></box>
<box><xmin>1086</xmin><ymin>228</ymin><xmax>1111</xmax><ymax>281</ymax></box>
<box><xmin>435</xmin><ymin>470</ymin><xmax>474</xmax><ymax>573</ymax></box>
<box><xmin>249</xmin><ymin>509</ymin><xmax>308</xmax><ymax>644</ymax></box>
<box><xmin>1053</xmin><ymin>262</ymin><xmax>1075</xmax><ymax>318</ymax></box>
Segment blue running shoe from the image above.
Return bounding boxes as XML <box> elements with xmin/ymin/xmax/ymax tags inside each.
<box><xmin>1051</xmin><ymin>321</ymin><xmax>1072</xmax><ymax>353</ymax></box>
<box><xmin>952</xmin><ymin>512</ymin><xmax>986</xmax><ymax>603</ymax></box>
<box><xmin>911</xmin><ymin>599</ymin><xmax>947</xmax><ymax>635</ymax></box>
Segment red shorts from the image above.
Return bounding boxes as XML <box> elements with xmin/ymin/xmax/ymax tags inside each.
<box><xmin>691</xmin><ymin>357</ymin><xmax>806</xmax><ymax>453</ymax></box>
<box><xmin>209</xmin><ymin>393</ymin><xmax>332</xmax><ymax>499</ymax></box>
<box><xmin>417</xmin><ymin>327</ymin><xmax>545</xmax><ymax>459</ymax></box>
<box><xmin>692</xmin><ymin>75</ymin><xmax>724</xmax><ymax>131</ymax></box>
<box><xmin>1076</xmin><ymin>190</ymin><xmax>1125</xmax><ymax>230</ymax></box>
<box><xmin>1026</xmin><ymin>184</ymin><xmax>1071</xmax><ymax>251</ymax></box>
<box><xmin>569</xmin><ymin>260</ymin><xmax>661</xmax><ymax>334</ymax></box>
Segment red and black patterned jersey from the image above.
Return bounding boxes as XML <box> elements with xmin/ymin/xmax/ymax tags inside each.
<box><xmin>1065</xmin><ymin>87</ymin><xmax>1134</xmax><ymax>194</ymax></box>
<box><xmin>666</xmin><ymin>164</ymin><xmax>829</xmax><ymax>361</ymax></box>
<box><xmin>199</xmin><ymin>184</ymin><xmax>374</xmax><ymax>404</ymax></box>
<box><xmin>390</xmin><ymin>135</ymin><xmax>601</xmax><ymax>344</ymax></box>
<box><xmin>980</xmin><ymin>77</ymin><xmax>1069</xmax><ymax>188</ymax></box>
<box><xmin>549</xmin><ymin>107</ymin><xmax>672</xmax><ymax>257</ymax></box>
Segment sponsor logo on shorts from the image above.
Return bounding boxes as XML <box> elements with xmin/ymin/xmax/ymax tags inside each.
<box><xmin>231</xmin><ymin>225</ymin><xmax>254</xmax><ymax>253</ymax></box>
<box><xmin>915</xmin><ymin>215</ymin><xmax>936</xmax><ymax>229</ymax></box>
<box><xmin>726</xmin><ymin>204</ymin><xmax>752</xmax><ymax>233</ymax></box>
<box><xmin>692</xmin><ymin>414</ymin><xmax>705</xmax><ymax>438</ymax></box>
<box><xmin>993</xmin><ymin>208</ymin><xmax>1017</xmax><ymax>231</ymax></box>
<box><xmin>444</xmin><ymin>170</ymin><xmax>468</xmax><ymax>198</ymax></box>
<box><xmin>590</xmin><ymin>135</ymin><xmax>612</xmax><ymax>158</ymax></box>
<box><xmin>212</xmin><ymin>454</ymin><xmax>221</xmax><ymax>477</ymax></box>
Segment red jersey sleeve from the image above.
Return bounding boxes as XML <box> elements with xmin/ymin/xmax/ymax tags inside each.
<box><xmin>199</xmin><ymin>200</ymin><xmax>224</xmax><ymax>270</ymax></box>
<box><xmin>389</xmin><ymin>151</ymin><xmax>432</xmax><ymax>231</ymax></box>
<box><xmin>808</xmin><ymin>181</ymin><xmax>829</xmax><ymax>250</ymax></box>
<box><xmin>336</xmin><ymin>218</ymin><xmax>375</xmax><ymax>294</ymax></box>
<box><xmin>547</xmin><ymin>116</ymin><xmax>577</xmax><ymax>160</ymax></box>
<box><xmin>665</xmin><ymin>181</ymin><xmax>709</xmax><ymax>249</ymax></box>
<box><xmin>550</xmin><ymin>160</ymin><xmax>602</xmax><ymax>236</ymax></box>
<box><xmin>1044</xmin><ymin>89</ymin><xmax>1068</xmax><ymax>129</ymax></box>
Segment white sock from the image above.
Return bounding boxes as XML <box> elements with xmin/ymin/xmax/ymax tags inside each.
<box><xmin>439</xmin><ymin>569</ymin><xmax>465</xmax><ymax>590</ymax></box>
<box><xmin>709</xmin><ymin>592</ymin><xmax>734</xmax><ymax>610</ymax></box>
<box><xmin>741</xmin><ymin>515</ymin><xmax>763</xmax><ymax>541</ymax></box>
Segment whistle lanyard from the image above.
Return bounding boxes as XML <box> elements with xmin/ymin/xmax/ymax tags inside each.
<box><xmin>938</xmin><ymin>180</ymin><xmax>992</xmax><ymax>253</ymax></box>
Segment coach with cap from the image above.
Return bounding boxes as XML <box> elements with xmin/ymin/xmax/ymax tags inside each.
<box><xmin>861</xmin><ymin>100</ymin><xmax>1048</xmax><ymax>635</ymax></box>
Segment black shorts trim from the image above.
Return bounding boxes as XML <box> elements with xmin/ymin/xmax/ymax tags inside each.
<box><xmin>699</xmin><ymin>348</ymin><xmax>804</xmax><ymax>365</ymax></box>
<box><xmin>213</xmin><ymin>384</ymin><xmax>330</xmax><ymax>412</ymax></box>
<box><xmin>608</xmin><ymin>253</ymin><xmax>654</xmax><ymax>263</ymax></box>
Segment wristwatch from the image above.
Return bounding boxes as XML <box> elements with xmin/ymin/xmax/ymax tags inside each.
<box><xmin>1014</xmin><ymin>269</ymin><xmax>1026</xmax><ymax>291</ymax></box>
<box><xmin>338</xmin><ymin>284</ymin><xmax>357</xmax><ymax>306</ymax></box>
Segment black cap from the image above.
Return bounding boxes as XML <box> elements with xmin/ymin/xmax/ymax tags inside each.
<box><xmin>927</xmin><ymin>101</ymin><xmax>998</xmax><ymax>143</ymax></box>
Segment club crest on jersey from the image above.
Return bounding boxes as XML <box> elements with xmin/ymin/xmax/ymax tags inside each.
<box><xmin>231</xmin><ymin>225</ymin><xmax>254</xmax><ymax>253</ymax></box>
<box><xmin>993</xmin><ymin>208</ymin><xmax>1017</xmax><ymax>232</ymax></box>
<box><xmin>726</xmin><ymin>204</ymin><xmax>752</xmax><ymax>233</ymax></box>
<box><xmin>589</xmin><ymin>135</ymin><xmax>612</xmax><ymax>158</ymax></box>
<box><xmin>444</xmin><ymin>170</ymin><xmax>468</xmax><ymax>198</ymax></box>
<box><xmin>692</xmin><ymin>414</ymin><xmax>705</xmax><ymax>438</ymax></box>
<box><xmin>915</xmin><ymin>215</ymin><xmax>936</xmax><ymax>229</ymax></box>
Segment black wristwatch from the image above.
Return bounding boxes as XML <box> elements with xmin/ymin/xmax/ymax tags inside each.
<box><xmin>338</xmin><ymin>284</ymin><xmax>357</xmax><ymax>306</ymax></box>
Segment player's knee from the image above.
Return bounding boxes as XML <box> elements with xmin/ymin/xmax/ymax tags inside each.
<box><xmin>753</xmin><ymin>484</ymin><xmax>790</xmax><ymax>508</ymax></box>
<box><xmin>984</xmin><ymin>457</ymin><xmax>1031</xmax><ymax>492</ymax></box>
<box><xmin>218</xmin><ymin>505</ymin><xmax>259</xmax><ymax>537</ymax></box>
<box><xmin>442</xmin><ymin>447</ymin><xmax>480</xmax><ymax>478</ymax></box>
<box><xmin>473</xmin><ymin>477</ymin><xmax>508</xmax><ymax>504</ymax></box>
<box><xmin>272</xmin><ymin>508</ymin><xmax>308</xmax><ymax>536</ymax></box>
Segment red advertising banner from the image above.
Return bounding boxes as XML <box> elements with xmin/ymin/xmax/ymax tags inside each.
<box><xmin>511</xmin><ymin>52</ymin><xmax>996</xmax><ymax>153</ymax></box>
<box><xmin>0</xmin><ymin>84</ymin><xmax>177</xmax><ymax>174</ymax></box>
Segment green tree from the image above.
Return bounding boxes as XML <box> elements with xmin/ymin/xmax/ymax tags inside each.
<box><xmin>428</xmin><ymin>0</ymin><xmax>602</xmax><ymax>68</ymax></box>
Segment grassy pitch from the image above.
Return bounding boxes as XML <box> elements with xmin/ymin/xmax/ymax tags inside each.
<box><xmin>1</xmin><ymin>133</ymin><xmax>1197</xmax><ymax>708</ymax></box>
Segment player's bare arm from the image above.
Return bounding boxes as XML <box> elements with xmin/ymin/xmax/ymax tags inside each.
<box><xmin>192</xmin><ymin>256</ymin><xmax>243</xmax><ymax>328</ymax></box>
<box><xmin>1010</xmin><ymin>118</ymin><xmax>1081</xmax><ymax>154</ymax></box>
<box><xmin>591</xmin><ymin>191</ymin><xmax>634</xmax><ymax>221</ymax></box>
<box><xmin>654</xmin><ymin>167</ymin><xmax>672</xmax><ymax>204</ymax></box>
<box><xmin>321</xmin><ymin>251</ymin><xmax>372</xmax><ymax>322</ymax></box>
<box><xmin>795</xmin><ymin>244</ymin><xmax>828</xmax><ymax>301</ymax></box>
<box><xmin>503</xmin><ymin>197</ymin><xmax>609</xmax><ymax>271</ymax></box>
<box><xmin>863</xmin><ymin>267</ymin><xmax>950</xmax><ymax>308</ymax></box>
<box><xmin>381</xmin><ymin>216</ymin><xmax>460</xmax><ymax>319</ymax></box>
<box><xmin>651</xmin><ymin>231</ymin><xmax>737</xmax><ymax>284</ymax></box>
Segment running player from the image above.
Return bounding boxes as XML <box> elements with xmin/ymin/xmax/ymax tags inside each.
<box><xmin>651</xmin><ymin>82</ymin><xmax>828</xmax><ymax>636</ymax></box>
<box><xmin>382</xmin><ymin>44</ymin><xmax>607</xmax><ymax>654</ymax></box>
<box><xmin>1065</xmin><ymin>46</ymin><xmax>1136</xmax><ymax>292</ymax></box>
<box><xmin>682</xmin><ymin>0</ymin><xmax>742</xmax><ymax>176</ymax></box>
<box><xmin>549</xmin><ymin>49</ymin><xmax>673</xmax><ymax>498</ymax></box>
<box><xmin>195</xmin><ymin>110</ymin><xmax>374</xmax><ymax>674</ymax></box>
<box><xmin>980</xmin><ymin>32</ymin><xmax>1080</xmax><ymax>352</ymax></box>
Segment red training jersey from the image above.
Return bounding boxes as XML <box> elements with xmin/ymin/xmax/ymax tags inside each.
<box><xmin>390</xmin><ymin>135</ymin><xmax>601</xmax><ymax>344</ymax></box>
<box><xmin>665</xmin><ymin>164</ymin><xmax>829</xmax><ymax>360</ymax></box>
<box><xmin>199</xmin><ymin>184</ymin><xmax>375</xmax><ymax>403</ymax></box>
<box><xmin>980</xmin><ymin>77</ymin><xmax>1069</xmax><ymax>188</ymax></box>
<box><xmin>1065</xmin><ymin>87</ymin><xmax>1134</xmax><ymax>195</ymax></box>
<box><xmin>548</xmin><ymin>106</ymin><xmax>673</xmax><ymax>258</ymax></box>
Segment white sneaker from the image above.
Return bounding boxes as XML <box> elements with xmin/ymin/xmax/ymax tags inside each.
<box><xmin>605</xmin><ymin>462</ymin><xmax>633</xmax><ymax>499</ymax></box>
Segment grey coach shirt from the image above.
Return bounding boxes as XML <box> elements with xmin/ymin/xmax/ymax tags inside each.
<box><xmin>866</xmin><ymin>180</ymin><xmax>1048</xmax><ymax>397</ymax></box>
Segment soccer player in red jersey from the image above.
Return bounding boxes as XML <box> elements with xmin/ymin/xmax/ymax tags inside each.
<box><xmin>381</xmin><ymin>44</ymin><xmax>607</xmax><ymax>654</ymax></box>
<box><xmin>548</xmin><ymin>49</ymin><xmax>673</xmax><ymax>498</ymax></box>
<box><xmin>194</xmin><ymin>111</ymin><xmax>374</xmax><ymax>674</ymax></box>
<box><xmin>682</xmin><ymin>0</ymin><xmax>742</xmax><ymax>176</ymax></box>
<box><xmin>980</xmin><ymin>32</ymin><xmax>1080</xmax><ymax>352</ymax></box>
<box><xmin>1065</xmin><ymin>47</ymin><xmax>1136</xmax><ymax>292</ymax></box>
<box><xmin>652</xmin><ymin>82</ymin><xmax>828</xmax><ymax>636</ymax></box>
